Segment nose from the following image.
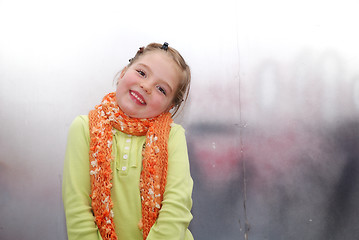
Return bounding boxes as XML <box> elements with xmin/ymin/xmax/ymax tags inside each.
<box><xmin>140</xmin><ymin>80</ymin><xmax>152</xmax><ymax>94</ymax></box>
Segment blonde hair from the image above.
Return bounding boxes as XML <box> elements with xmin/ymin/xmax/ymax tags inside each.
<box><xmin>128</xmin><ymin>43</ymin><xmax>191</xmax><ymax>118</ymax></box>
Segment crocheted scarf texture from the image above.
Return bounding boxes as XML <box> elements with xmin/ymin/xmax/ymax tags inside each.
<box><xmin>88</xmin><ymin>92</ymin><xmax>172</xmax><ymax>240</ymax></box>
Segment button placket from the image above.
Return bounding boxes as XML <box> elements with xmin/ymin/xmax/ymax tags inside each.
<box><xmin>120</xmin><ymin>136</ymin><xmax>131</xmax><ymax>175</ymax></box>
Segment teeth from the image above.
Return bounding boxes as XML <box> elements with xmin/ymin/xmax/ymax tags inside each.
<box><xmin>131</xmin><ymin>91</ymin><xmax>145</xmax><ymax>104</ymax></box>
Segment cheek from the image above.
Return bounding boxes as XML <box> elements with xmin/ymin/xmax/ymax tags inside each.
<box><xmin>149</xmin><ymin>95</ymin><xmax>166</xmax><ymax>108</ymax></box>
<box><xmin>159</xmin><ymin>98</ymin><xmax>173</xmax><ymax>112</ymax></box>
<box><xmin>117</xmin><ymin>73</ymin><xmax>137</xmax><ymax>88</ymax></box>
<box><xmin>115</xmin><ymin>82</ymin><xmax>122</xmax><ymax>96</ymax></box>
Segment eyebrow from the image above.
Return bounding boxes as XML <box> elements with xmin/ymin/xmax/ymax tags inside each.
<box><xmin>136</xmin><ymin>63</ymin><xmax>174</xmax><ymax>93</ymax></box>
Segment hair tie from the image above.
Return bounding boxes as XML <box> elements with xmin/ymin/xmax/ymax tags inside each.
<box><xmin>161</xmin><ymin>42</ymin><xmax>169</xmax><ymax>51</ymax></box>
<box><xmin>129</xmin><ymin>47</ymin><xmax>145</xmax><ymax>62</ymax></box>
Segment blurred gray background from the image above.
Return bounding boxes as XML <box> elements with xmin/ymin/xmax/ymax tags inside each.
<box><xmin>1</xmin><ymin>0</ymin><xmax>359</xmax><ymax>239</ymax></box>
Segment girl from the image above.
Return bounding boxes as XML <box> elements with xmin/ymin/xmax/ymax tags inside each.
<box><xmin>62</xmin><ymin>43</ymin><xmax>193</xmax><ymax>240</ymax></box>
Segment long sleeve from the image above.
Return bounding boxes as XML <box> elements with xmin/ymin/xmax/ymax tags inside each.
<box><xmin>62</xmin><ymin>116</ymin><xmax>102</xmax><ymax>240</ymax></box>
<box><xmin>146</xmin><ymin>125</ymin><xmax>194</xmax><ymax>240</ymax></box>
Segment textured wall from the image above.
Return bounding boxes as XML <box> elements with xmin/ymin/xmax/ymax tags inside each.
<box><xmin>1</xmin><ymin>0</ymin><xmax>358</xmax><ymax>239</ymax></box>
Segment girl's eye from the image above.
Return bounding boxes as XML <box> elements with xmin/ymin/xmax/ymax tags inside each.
<box><xmin>136</xmin><ymin>70</ymin><xmax>146</xmax><ymax>77</ymax></box>
<box><xmin>156</xmin><ymin>85</ymin><xmax>167</xmax><ymax>95</ymax></box>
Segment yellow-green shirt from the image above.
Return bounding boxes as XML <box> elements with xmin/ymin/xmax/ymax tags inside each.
<box><xmin>62</xmin><ymin>115</ymin><xmax>194</xmax><ymax>240</ymax></box>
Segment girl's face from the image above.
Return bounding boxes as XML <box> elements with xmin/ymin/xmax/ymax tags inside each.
<box><xmin>116</xmin><ymin>51</ymin><xmax>181</xmax><ymax>118</ymax></box>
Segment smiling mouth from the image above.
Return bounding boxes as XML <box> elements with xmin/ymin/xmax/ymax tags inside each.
<box><xmin>130</xmin><ymin>91</ymin><xmax>146</xmax><ymax>105</ymax></box>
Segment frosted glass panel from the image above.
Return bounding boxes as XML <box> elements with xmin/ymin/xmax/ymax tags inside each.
<box><xmin>1</xmin><ymin>0</ymin><xmax>358</xmax><ymax>239</ymax></box>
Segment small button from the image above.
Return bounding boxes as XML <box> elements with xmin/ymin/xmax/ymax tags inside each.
<box><xmin>122</xmin><ymin>166</ymin><xmax>127</xmax><ymax>171</ymax></box>
<box><xmin>123</xmin><ymin>154</ymin><xmax>128</xmax><ymax>159</ymax></box>
<box><xmin>124</xmin><ymin>146</ymin><xmax>130</xmax><ymax>150</ymax></box>
<box><xmin>126</xmin><ymin>139</ymin><xmax>131</xmax><ymax>143</ymax></box>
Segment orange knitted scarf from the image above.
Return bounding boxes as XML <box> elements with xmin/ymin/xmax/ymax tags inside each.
<box><xmin>88</xmin><ymin>92</ymin><xmax>172</xmax><ymax>240</ymax></box>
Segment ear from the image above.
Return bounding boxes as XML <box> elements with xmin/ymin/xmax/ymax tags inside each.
<box><xmin>116</xmin><ymin>67</ymin><xmax>128</xmax><ymax>85</ymax></box>
<box><xmin>120</xmin><ymin>67</ymin><xmax>127</xmax><ymax>78</ymax></box>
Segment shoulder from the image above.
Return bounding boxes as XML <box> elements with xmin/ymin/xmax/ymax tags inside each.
<box><xmin>168</xmin><ymin>123</ymin><xmax>188</xmax><ymax>153</ymax></box>
<box><xmin>67</xmin><ymin>115</ymin><xmax>90</xmax><ymax>141</ymax></box>
<box><xmin>170</xmin><ymin>123</ymin><xmax>185</xmax><ymax>134</ymax></box>
<box><xmin>68</xmin><ymin>115</ymin><xmax>89</xmax><ymax>132</ymax></box>
<box><xmin>169</xmin><ymin>123</ymin><xmax>186</xmax><ymax>137</ymax></box>
<box><xmin>70</xmin><ymin>115</ymin><xmax>89</xmax><ymax>126</ymax></box>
